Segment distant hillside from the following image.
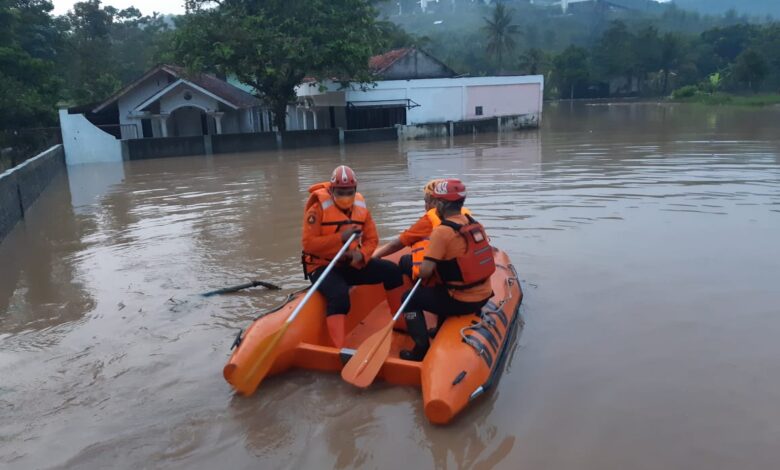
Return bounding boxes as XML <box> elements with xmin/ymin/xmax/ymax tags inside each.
<box><xmin>672</xmin><ymin>0</ymin><xmax>780</xmax><ymax>17</ymax></box>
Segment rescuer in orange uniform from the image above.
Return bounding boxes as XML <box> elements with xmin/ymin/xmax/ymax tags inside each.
<box><xmin>373</xmin><ymin>179</ymin><xmax>470</xmax><ymax>280</ymax></box>
<box><xmin>400</xmin><ymin>179</ymin><xmax>496</xmax><ymax>361</ymax></box>
<box><xmin>301</xmin><ymin>165</ymin><xmax>404</xmax><ymax>348</ymax></box>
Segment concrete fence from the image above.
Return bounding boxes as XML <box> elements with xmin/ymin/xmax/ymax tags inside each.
<box><xmin>0</xmin><ymin>144</ymin><xmax>65</xmax><ymax>242</ymax></box>
<box><xmin>399</xmin><ymin>112</ymin><xmax>540</xmax><ymax>140</ymax></box>
<box><xmin>76</xmin><ymin>112</ymin><xmax>540</xmax><ymax>161</ymax></box>
<box><xmin>123</xmin><ymin>128</ymin><xmax>372</xmax><ymax>160</ymax></box>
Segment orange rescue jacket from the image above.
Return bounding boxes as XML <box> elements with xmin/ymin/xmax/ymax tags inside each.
<box><xmin>410</xmin><ymin>207</ymin><xmax>471</xmax><ymax>279</ymax></box>
<box><xmin>434</xmin><ymin>214</ymin><xmax>496</xmax><ymax>290</ymax></box>
<box><xmin>301</xmin><ymin>182</ymin><xmax>378</xmax><ymax>276</ymax></box>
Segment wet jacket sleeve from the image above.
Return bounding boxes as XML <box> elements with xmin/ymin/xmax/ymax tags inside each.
<box><xmin>301</xmin><ymin>203</ymin><xmax>343</xmax><ymax>257</ymax></box>
<box><xmin>423</xmin><ymin>225</ymin><xmax>449</xmax><ymax>261</ymax></box>
<box><xmin>398</xmin><ymin>214</ymin><xmax>434</xmax><ymax>247</ymax></box>
<box><xmin>358</xmin><ymin>211</ymin><xmax>379</xmax><ymax>266</ymax></box>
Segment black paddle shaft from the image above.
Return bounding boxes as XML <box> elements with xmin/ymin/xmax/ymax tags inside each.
<box><xmin>201</xmin><ymin>280</ymin><xmax>282</xmax><ymax>297</ymax></box>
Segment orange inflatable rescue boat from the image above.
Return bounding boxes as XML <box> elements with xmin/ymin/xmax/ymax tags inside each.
<box><xmin>223</xmin><ymin>247</ymin><xmax>523</xmax><ymax>424</ymax></box>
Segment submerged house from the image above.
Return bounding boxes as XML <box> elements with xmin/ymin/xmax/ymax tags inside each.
<box><xmin>60</xmin><ymin>65</ymin><xmax>274</xmax><ymax>163</ymax></box>
<box><xmin>294</xmin><ymin>47</ymin><xmax>544</xmax><ymax>131</ymax></box>
<box><xmin>60</xmin><ymin>49</ymin><xmax>543</xmax><ymax>163</ymax></box>
<box><xmin>81</xmin><ymin>65</ymin><xmax>270</xmax><ymax>140</ymax></box>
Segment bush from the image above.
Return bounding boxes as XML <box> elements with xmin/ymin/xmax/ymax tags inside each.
<box><xmin>671</xmin><ymin>85</ymin><xmax>699</xmax><ymax>99</ymax></box>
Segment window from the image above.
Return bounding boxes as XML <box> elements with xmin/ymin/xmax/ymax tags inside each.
<box><xmin>475</xmin><ymin>106</ymin><xmax>483</xmax><ymax>116</ymax></box>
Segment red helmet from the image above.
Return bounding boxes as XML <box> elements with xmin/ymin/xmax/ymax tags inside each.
<box><xmin>430</xmin><ymin>178</ymin><xmax>467</xmax><ymax>201</ymax></box>
<box><xmin>423</xmin><ymin>179</ymin><xmax>443</xmax><ymax>196</ymax></box>
<box><xmin>330</xmin><ymin>165</ymin><xmax>357</xmax><ymax>188</ymax></box>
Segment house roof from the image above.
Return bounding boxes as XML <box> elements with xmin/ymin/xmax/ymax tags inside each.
<box><xmin>369</xmin><ymin>48</ymin><xmax>414</xmax><ymax>74</ymax></box>
<box><xmin>368</xmin><ymin>47</ymin><xmax>457</xmax><ymax>79</ymax></box>
<box><xmin>93</xmin><ymin>64</ymin><xmax>262</xmax><ymax>113</ymax></box>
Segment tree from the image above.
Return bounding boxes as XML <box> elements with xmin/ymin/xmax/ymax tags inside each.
<box><xmin>659</xmin><ymin>33</ymin><xmax>685</xmax><ymax>94</ymax></box>
<box><xmin>552</xmin><ymin>46</ymin><xmax>590</xmax><ymax>100</ymax></box>
<box><xmin>732</xmin><ymin>49</ymin><xmax>768</xmax><ymax>91</ymax></box>
<box><xmin>591</xmin><ymin>21</ymin><xmax>635</xmax><ymax>91</ymax></box>
<box><xmin>482</xmin><ymin>3</ymin><xmax>520</xmax><ymax>73</ymax></box>
<box><xmin>58</xmin><ymin>1</ymin><xmax>170</xmax><ymax>104</ymax></box>
<box><xmin>633</xmin><ymin>26</ymin><xmax>661</xmax><ymax>94</ymax></box>
<box><xmin>174</xmin><ymin>0</ymin><xmax>384</xmax><ymax>131</ymax></box>
<box><xmin>0</xmin><ymin>0</ymin><xmax>62</xmax><ymax>129</ymax></box>
<box><xmin>518</xmin><ymin>48</ymin><xmax>548</xmax><ymax>76</ymax></box>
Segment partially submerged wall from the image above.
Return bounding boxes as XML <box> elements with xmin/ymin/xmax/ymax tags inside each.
<box><xmin>343</xmin><ymin>127</ymin><xmax>398</xmax><ymax>144</ymax></box>
<box><xmin>399</xmin><ymin>113</ymin><xmax>540</xmax><ymax>140</ymax></box>
<box><xmin>0</xmin><ymin>145</ymin><xmax>65</xmax><ymax>242</ymax></box>
<box><xmin>60</xmin><ymin>110</ymin><xmax>123</xmax><ymax>165</ymax></box>
<box><xmin>124</xmin><ymin>136</ymin><xmax>206</xmax><ymax>160</ymax></box>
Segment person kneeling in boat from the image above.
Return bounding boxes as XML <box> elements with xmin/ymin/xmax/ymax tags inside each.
<box><xmin>301</xmin><ymin>165</ymin><xmax>404</xmax><ymax>348</ymax></box>
<box><xmin>400</xmin><ymin>179</ymin><xmax>495</xmax><ymax>361</ymax></box>
<box><xmin>372</xmin><ymin>179</ymin><xmax>471</xmax><ymax>281</ymax></box>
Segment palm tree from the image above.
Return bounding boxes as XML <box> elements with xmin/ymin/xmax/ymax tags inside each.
<box><xmin>482</xmin><ymin>3</ymin><xmax>520</xmax><ymax>73</ymax></box>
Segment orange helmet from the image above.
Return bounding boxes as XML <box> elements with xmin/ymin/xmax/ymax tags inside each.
<box><xmin>430</xmin><ymin>179</ymin><xmax>467</xmax><ymax>202</ymax></box>
<box><xmin>330</xmin><ymin>165</ymin><xmax>357</xmax><ymax>188</ymax></box>
<box><xmin>423</xmin><ymin>179</ymin><xmax>442</xmax><ymax>196</ymax></box>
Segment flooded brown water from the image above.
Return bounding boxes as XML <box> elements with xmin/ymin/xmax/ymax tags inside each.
<box><xmin>2</xmin><ymin>102</ymin><xmax>780</xmax><ymax>469</ymax></box>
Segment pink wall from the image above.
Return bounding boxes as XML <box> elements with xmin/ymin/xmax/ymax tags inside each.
<box><xmin>465</xmin><ymin>83</ymin><xmax>541</xmax><ymax>120</ymax></box>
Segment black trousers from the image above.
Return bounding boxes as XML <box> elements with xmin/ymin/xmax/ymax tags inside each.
<box><xmin>399</xmin><ymin>254</ymin><xmax>413</xmax><ymax>278</ymax></box>
<box><xmin>309</xmin><ymin>259</ymin><xmax>403</xmax><ymax>316</ymax></box>
<box><xmin>402</xmin><ymin>285</ymin><xmax>489</xmax><ymax>319</ymax></box>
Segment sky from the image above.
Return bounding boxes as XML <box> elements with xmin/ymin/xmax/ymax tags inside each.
<box><xmin>52</xmin><ymin>0</ymin><xmax>186</xmax><ymax>16</ymax></box>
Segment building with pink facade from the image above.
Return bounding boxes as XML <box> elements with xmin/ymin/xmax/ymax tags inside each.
<box><xmin>294</xmin><ymin>48</ymin><xmax>544</xmax><ymax>133</ymax></box>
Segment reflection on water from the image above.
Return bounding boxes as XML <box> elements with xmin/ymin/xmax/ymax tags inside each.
<box><xmin>0</xmin><ymin>173</ymin><xmax>94</xmax><ymax>341</ymax></box>
<box><xmin>2</xmin><ymin>102</ymin><xmax>780</xmax><ymax>469</ymax></box>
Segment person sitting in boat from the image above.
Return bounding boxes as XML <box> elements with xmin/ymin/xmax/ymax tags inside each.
<box><xmin>301</xmin><ymin>165</ymin><xmax>404</xmax><ymax>348</ymax></box>
<box><xmin>400</xmin><ymin>179</ymin><xmax>496</xmax><ymax>361</ymax></box>
<box><xmin>372</xmin><ymin>179</ymin><xmax>471</xmax><ymax>280</ymax></box>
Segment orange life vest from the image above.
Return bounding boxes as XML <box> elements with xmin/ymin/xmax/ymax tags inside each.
<box><xmin>410</xmin><ymin>207</ymin><xmax>471</xmax><ymax>279</ymax></box>
<box><xmin>434</xmin><ymin>214</ymin><xmax>496</xmax><ymax>289</ymax></box>
<box><xmin>301</xmin><ymin>183</ymin><xmax>368</xmax><ymax>275</ymax></box>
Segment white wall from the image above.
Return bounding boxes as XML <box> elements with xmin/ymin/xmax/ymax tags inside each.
<box><xmin>59</xmin><ymin>110</ymin><xmax>123</xmax><ymax>165</ymax></box>
<box><xmin>117</xmin><ymin>70</ymin><xmax>171</xmax><ymax>139</ymax></box>
<box><xmin>160</xmin><ymin>85</ymin><xmax>219</xmax><ymax>114</ymax></box>
<box><xmin>170</xmin><ymin>107</ymin><xmax>204</xmax><ymax>136</ymax></box>
<box><xmin>300</xmin><ymin>75</ymin><xmax>545</xmax><ymax>126</ymax></box>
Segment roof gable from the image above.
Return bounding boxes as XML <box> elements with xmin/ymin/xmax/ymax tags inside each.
<box><xmin>369</xmin><ymin>48</ymin><xmax>456</xmax><ymax>80</ymax></box>
<box><xmin>93</xmin><ymin>64</ymin><xmax>261</xmax><ymax>113</ymax></box>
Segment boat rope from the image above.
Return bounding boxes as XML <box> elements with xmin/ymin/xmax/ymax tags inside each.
<box><xmin>460</xmin><ymin>263</ymin><xmax>519</xmax><ymax>363</ymax></box>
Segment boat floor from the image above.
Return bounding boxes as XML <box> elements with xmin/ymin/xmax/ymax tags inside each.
<box><xmin>343</xmin><ymin>302</ymin><xmax>438</xmax><ymax>356</ymax></box>
<box><xmin>291</xmin><ymin>302</ymin><xmax>439</xmax><ymax>385</ymax></box>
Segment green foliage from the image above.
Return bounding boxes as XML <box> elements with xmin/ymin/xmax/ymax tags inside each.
<box><xmin>482</xmin><ymin>3</ymin><xmax>520</xmax><ymax>73</ymax></box>
<box><xmin>707</xmin><ymin>72</ymin><xmax>723</xmax><ymax>92</ymax></box>
<box><xmin>672</xmin><ymin>91</ymin><xmax>780</xmax><ymax>106</ymax></box>
<box><xmin>173</xmin><ymin>0</ymin><xmax>385</xmax><ymax>130</ymax></box>
<box><xmin>671</xmin><ymin>85</ymin><xmax>699</xmax><ymax>99</ymax></box>
<box><xmin>552</xmin><ymin>46</ymin><xmax>591</xmax><ymax>99</ymax></box>
<box><xmin>0</xmin><ymin>0</ymin><xmax>62</xmax><ymax>129</ymax></box>
<box><xmin>518</xmin><ymin>48</ymin><xmax>550</xmax><ymax>76</ymax></box>
<box><xmin>732</xmin><ymin>48</ymin><xmax>769</xmax><ymax>91</ymax></box>
<box><xmin>60</xmin><ymin>1</ymin><xmax>170</xmax><ymax>104</ymax></box>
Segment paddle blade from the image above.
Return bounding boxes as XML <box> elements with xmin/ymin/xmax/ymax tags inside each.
<box><xmin>341</xmin><ymin>323</ymin><xmax>394</xmax><ymax>388</ymax></box>
<box><xmin>227</xmin><ymin>322</ymin><xmax>289</xmax><ymax>396</ymax></box>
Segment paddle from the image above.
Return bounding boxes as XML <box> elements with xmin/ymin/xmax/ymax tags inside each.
<box><xmin>341</xmin><ymin>278</ymin><xmax>423</xmax><ymax>388</ymax></box>
<box><xmin>232</xmin><ymin>232</ymin><xmax>359</xmax><ymax>395</ymax></box>
<box><xmin>201</xmin><ymin>280</ymin><xmax>281</xmax><ymax>297</ymax></box>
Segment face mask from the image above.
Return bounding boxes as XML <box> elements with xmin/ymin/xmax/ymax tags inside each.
<box><xmin>334</xmin><ymin>194</ymin><xmax>355</xmax><ymax>210</ymax></box>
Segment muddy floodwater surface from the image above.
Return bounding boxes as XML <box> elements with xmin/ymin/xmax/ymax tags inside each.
<box><xmin>2</xmin><ymin>102</ymin><xmax>780</xmax><ymax>469</ymax></box>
